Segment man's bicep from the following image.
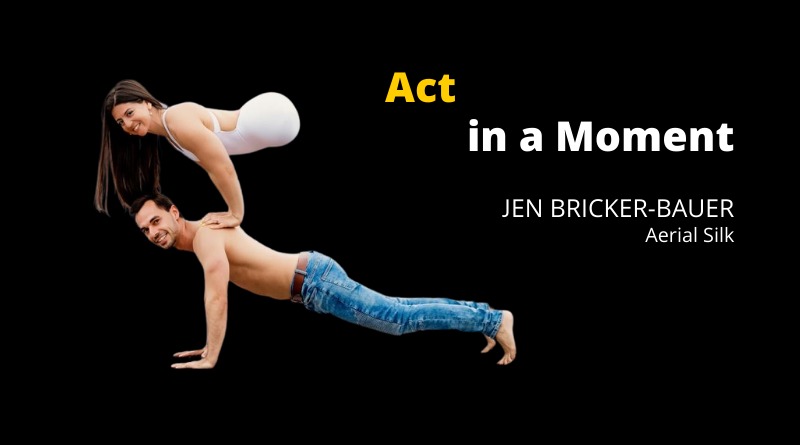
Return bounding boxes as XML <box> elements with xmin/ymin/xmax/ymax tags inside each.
<box><xmin>194</xmin><ymin>230</ymin><xmax>230</xmax><ymax>275</ymax></box>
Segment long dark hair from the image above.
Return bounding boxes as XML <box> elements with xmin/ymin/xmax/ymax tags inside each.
<box><xmin>95</xmin><ymin>79</ymin><xmax>167</xmax><ymax>215</ymax></box>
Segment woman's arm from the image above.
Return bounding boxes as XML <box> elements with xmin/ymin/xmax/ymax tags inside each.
<box><xmin>166</xmin><ymin>103</ymin><xmax>244</xmax><ymax>228</ymax></box>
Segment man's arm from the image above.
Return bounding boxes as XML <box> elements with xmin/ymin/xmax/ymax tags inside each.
<box><xmin>172</xmin><ymin>228</ymin><xmax>230</xmax><ymax>369</ymax></box>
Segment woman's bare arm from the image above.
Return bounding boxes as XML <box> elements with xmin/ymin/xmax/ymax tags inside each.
<box><xmin>165</xmin><ymin>103</ymin><xmax>245</xmax><ymax>228</ymax></box>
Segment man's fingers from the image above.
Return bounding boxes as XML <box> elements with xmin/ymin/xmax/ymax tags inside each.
<box><xmin>171</xmin><ymin>362</ymin><xmax>198</xmax><ymax>369</ymax></box>
<box><xmin>174</xmin><ymin>349</ymin><xmax>202</xmax><ymax>357</ymax></box>
<box><xmin>172</xmin><ymin>360</ymin><xmax>212</xmax><ymax>369</ymax></box>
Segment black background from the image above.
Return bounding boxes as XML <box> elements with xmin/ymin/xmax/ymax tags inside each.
<box><xmin>30</xmin><ymin>19</ymin><xmax>757</xmax><ymax>426</ymax></box>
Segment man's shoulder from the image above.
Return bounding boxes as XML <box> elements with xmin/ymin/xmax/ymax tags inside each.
<box><xmin>191</xmin><ymin>228</ymin><xmax>234</xmax><ymax>270</ymax></box>
<box><xmin>192</xmin><ymin>226</ymin><xmax>230</xmax><ymax>250</ymax></box>
<box><xmin>194</xmin><ymin>225</ymin><xmax>246</xmax><ymax>242</ymax></box>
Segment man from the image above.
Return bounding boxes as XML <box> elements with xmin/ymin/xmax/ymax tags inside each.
<box><xmin>131</xmin><ymin>193</ymin><xmax>516</xmax><ymax>369</ymax></box>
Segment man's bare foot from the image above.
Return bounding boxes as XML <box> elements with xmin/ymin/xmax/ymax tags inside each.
<box><xmin>495</xmin><ymin>310</ymin><xmax>516</xmax><ymax>365</ymax></box>
<box><xmin>481</xmin><ymin>335</ymin><xmax>496</xmax><ymax>353</ymax></box>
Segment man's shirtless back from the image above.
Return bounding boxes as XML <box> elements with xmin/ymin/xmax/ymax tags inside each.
<box><xmin>196</xmin><ymin>225</ymin><xmax>299</xmax><ymax>300</ymax></box>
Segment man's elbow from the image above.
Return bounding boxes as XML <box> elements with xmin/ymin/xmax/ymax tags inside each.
<box><xmin>205</xmin><ymin>292</ymin><xmax>228</xmax><ymax>307</ymax></box>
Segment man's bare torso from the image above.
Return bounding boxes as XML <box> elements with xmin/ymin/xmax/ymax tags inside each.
<box><xmin>197</xmin><ymin>226</ymin><xmax>299</xmax><ymax>301</ymax></box>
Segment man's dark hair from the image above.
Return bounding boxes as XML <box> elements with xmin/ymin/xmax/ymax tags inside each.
<box><xmin>129</xmin><ymin>193</ymin><xmax>178</xmax><ymax>218</ymax></box>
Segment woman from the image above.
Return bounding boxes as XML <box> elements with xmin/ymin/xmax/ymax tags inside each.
<box><xmin>95</xmin><ymin>79</ymin><xmax>300</xmax><ymax>229</ymax></box>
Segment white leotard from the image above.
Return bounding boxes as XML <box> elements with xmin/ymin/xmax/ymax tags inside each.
<box><xmin>161</xmin><ymin>92</ymin><xmax>300</xmax><ymax>162</ymax></box>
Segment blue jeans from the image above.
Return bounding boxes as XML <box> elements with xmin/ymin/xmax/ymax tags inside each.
<box><xmin>293</xmin><ymin>251</ymin><xmax>503</xmax><ymax>338</ymax></box>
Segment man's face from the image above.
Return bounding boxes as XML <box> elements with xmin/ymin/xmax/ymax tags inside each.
<box><xmin>135</xmin><ymin>200</ymin><xmax>180</xmax><ymax>249</ymax></box>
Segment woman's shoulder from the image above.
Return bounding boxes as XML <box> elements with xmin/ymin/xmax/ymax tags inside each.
<box><xmin>166</xmin><ymin>101</ymin><xmax>207</xmax><ymax>115</ymax></box>
<box><xmin>163</xmin><ymin>102</ymin><xmax>211</xmax><ymax>129</ymax></box>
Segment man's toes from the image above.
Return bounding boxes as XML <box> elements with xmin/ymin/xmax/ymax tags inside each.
<box><xmin>497</xmin><ymin>354</ymin><xmax>515</xmax><ymax>365</ymax></box>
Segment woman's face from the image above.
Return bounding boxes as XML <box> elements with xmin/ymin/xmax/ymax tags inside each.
<box><xmin>111</xmin><ymin>101</ymin><xmax>153</xmax><ymax>137</ymax></box>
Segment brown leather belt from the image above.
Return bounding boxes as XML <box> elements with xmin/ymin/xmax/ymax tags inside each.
<box><xmin>290</xmin><ymin>252</ymin><xmax>309</xmax><ymax>303</ymax></box>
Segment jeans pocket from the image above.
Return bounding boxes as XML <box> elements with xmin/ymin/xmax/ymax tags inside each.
<box><xmin>354</xmin><ymin>311</ymin><xmax>403</xmax><ymax>336</ymax></box>
<box><xmin>320</xmin><ymin>259</ymin><xmax>357</xmax><ymax>291</ymax></box>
